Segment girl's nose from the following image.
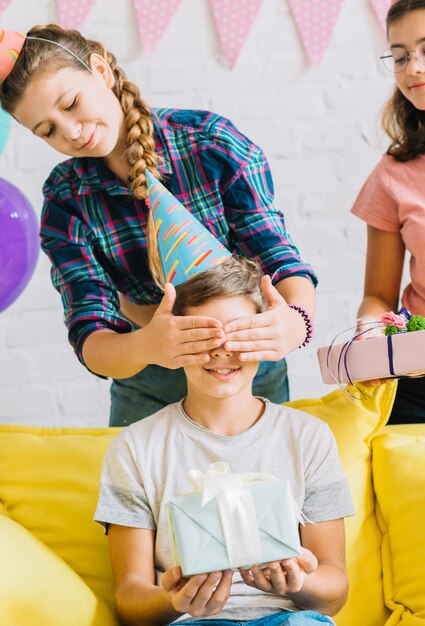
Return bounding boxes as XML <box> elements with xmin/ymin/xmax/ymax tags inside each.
<box><xmin>406</xmin><ymin>51</ymin><xmax>424</xmax><ymax>74</ymax></box>
<box><xmin>63</xmin><ymin>120</ymin><xmax>82</xmax><ymax>142</ymax></box>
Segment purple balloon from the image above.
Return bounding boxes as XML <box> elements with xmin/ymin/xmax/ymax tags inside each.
<box><xmin>0</xmin><ymin>178</ymin><xmax>39</xmax><ymax>313</ymax></box>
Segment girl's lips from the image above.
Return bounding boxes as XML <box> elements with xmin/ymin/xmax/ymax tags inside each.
<box><xmin>410</xmin><ymin>82</ymin><xmax>425</xmax><ymax>90</ymax></box>
<box><xmin>80</xmin><ymin>127</ymin><xmax>97</xmax><ymax>150</ymax></box>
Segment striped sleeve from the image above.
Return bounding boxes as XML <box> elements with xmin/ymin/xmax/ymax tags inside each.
<box><xmin>40</xmin><ymin>195</ymin><xmax>132</xmax><ymax>371</ymax></box>
<box><xmin>213</xmin><ymin>117</ymin><xmax>318</xmax><ymax>286</ymax></box>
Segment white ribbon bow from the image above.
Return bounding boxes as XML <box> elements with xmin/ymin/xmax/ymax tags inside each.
<box><xmin>187</xmin><ymin>462</ymin><xmax>278</xmax><ymax>569</ymax></box>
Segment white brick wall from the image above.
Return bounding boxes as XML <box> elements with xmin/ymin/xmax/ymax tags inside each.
<box><xmin>0</xmin><ymin>0</ymin><xmax>395</xmax><ymax>425</ymax></box>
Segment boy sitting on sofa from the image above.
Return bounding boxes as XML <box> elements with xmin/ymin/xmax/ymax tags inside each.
<box><xmin>95</xmin><ymin>252</ymin><xmax>354</xmax><ymax>626</ymax></box>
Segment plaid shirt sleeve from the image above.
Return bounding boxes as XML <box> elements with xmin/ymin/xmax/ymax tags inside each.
<box><xmin>40</xmin><ymin>110</ymin><xmax>317</xmax><ymax>376</ymax></box>
<box><xmin>213</xmin><ymin>117</ymin><xmax>317</xmax><ymax>286</ymax></box>
<box><xmin>40</xmin><ymin>193</ymin><xmax>132</xmax><ymax>370</ymax></box>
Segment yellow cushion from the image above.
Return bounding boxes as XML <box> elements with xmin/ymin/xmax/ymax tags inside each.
<box><xmin>385</xmin><ymin>423</ymin><xmax>425</xmax><ymax>437</ymax></box>
<box><xmin>372</xmin><ymin>432</ymin><xmax>425</xmax><ymax>625</ymax></box>
<box><xmin>0</xmin><ymin>426</ymin><xmax>121</xmax><ymax>614</ymax></box>
<box><xmin>0</xmin><ymin>515</ymin><xmax>117</xmax><ymax>626</ymax></box>
<box><xmin>286</xmin><ymin>381</ymin><xmax>397</xmax><ymax>626</ymax></box>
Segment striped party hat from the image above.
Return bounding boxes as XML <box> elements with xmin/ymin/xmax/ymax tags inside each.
<box><xmin>0</xmin><ymin>30</ymin><xmax>25</xmax><ymax>83</ymax></box>
<box><xmin>145</xmin><ymin>170</ymin><xmax>231</xmax><ymax>286</ymax></box>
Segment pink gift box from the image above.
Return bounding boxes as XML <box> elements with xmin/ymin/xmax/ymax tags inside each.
<box><xmin>317</xmin><ymin>330</ymin><xmax>425</xmax><ymax>384</ymax></box>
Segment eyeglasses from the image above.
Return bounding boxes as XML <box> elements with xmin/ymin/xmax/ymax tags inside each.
<box><xmin>380</xmin><ymin>44</ymin><xmax>425</xmax><ymax>72</ymax></box>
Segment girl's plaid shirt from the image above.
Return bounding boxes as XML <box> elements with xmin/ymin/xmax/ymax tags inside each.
<box><xmin>40</xmin><ymin>108</ymin><xmax>317</xmax><ymax>370</ymax></box>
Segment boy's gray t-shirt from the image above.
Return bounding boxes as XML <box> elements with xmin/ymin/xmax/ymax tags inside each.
<box><xmin>95</xmin><ymin>399</ymin><xmax>354</xmax><ymax>622</ymax></box>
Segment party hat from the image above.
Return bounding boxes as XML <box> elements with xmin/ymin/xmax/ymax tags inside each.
<box><xmin>0</xmin><ymin>30</ymin><xmax>25</xmax><ymax>83</ymax></box>
<box><xmin>145</xmin><ymin>170</ymin><xmax>231</xmax><ymax>286</ymax></box>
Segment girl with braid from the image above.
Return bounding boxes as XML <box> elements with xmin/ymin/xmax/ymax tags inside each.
<box><xmin>0</xmin><ymin>25</ymin><xmax>317</xmax><ymax>426</ymax></box>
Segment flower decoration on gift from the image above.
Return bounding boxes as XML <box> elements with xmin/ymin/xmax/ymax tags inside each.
<box><xmin>318</xmin><ymin>307</ymin><xmax>425</xmax><ymax>388</ymax></box>
<box><xmin>381</xmin><ymin>308</ymin><xmax>425</xmax><ymax>336</ymax></box>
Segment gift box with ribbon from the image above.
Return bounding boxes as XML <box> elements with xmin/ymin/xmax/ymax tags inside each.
<box><xmin>167</xmin><ymin>462</ymin><xmax>302</xmax><ymax>576</ymax></box>
<box><xmin>317</xmin><ymin>318</ymin><xmax>425</xmax><ymax>385</ymax></box>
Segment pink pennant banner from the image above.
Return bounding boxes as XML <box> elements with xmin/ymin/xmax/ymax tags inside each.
<box><xmin>369</xmin><ymin>0</ymin><xmax>391</xmax><ymax>33</ymax></box>
<box><xmin>288</xmin><ymin>0</ymin><xmax>344</xmax><ymax>66</ymax></box>
<box><xmin>133</xmin><ymin>0</ymin><xmax>182</xmax><ymax>54</ymax></box>
<box><xmin>209</xmin><ymin>0</ymin><xmax>264</xmax><ymax>69</ymax></box>
<box><xmin>0</xmin><ymin>0</ymin><xmax>13</xmax><ymax>12</ymax></box>
<box><xmin>56</xmin><ymin>0</ymin><xmax>97</xmax><ymax>30</ymax></box>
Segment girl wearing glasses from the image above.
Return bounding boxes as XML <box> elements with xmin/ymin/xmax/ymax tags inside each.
<box><xmin>352</xmin><ymin>0</ymin><xmax>425</xmax><ymax>423</ymax></box>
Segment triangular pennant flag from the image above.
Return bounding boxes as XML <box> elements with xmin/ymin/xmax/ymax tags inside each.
<box><xmin>288</xmin><ymin>0</ymin><xmax>344</xmax><ymax>66</ymax></box>
<box><xmin>209</xmin><ymin>0</ymin><xmax>263</xmax><ymax>69</ymax></box>
<box><xmin>56</xmin><ymin>0</ymin><xmax>97</xmax><ymax>30</ymax></box>
<box><xmin>369</xmin><ymin>0</ymin><xmax>391</xmax><ymax>34</ymax></box>
<box><xmin>145</xmin><ymin>171</ymin><xmax>231</xmax><ymax>286</ymax></box>
<box><xmin>133</xmin><ymin>0</ymin><xmax>181</xmax><ymax>54</ymax></box>
<box><xmin>0</xmin><ymin>1</ymin><xmax>14</xmax><ymax>13</ymax></box>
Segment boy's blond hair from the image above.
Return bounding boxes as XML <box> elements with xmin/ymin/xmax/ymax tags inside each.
<box><xmin>172</xmin><ymin>256</ymin><xmax>267</xmax><ymax>316</ymax></box>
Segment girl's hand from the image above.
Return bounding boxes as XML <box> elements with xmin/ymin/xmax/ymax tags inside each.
<box><xmin>354</xmin><ymin>317</ymin><xmax>383</xmax><ymax>341</ymax></box>
<box><xmin>223</xmin><ymin>276</ymin><xmax>307</xmax><ymax>361</ymax></box>
<box><xmin>143</xmin><ymin>283</ymin><xmax>225</xmax><ymax>369</ymax></box>
<box><xmin>161</xmin><ymin>566</ymin><xmax>233</xmax><ymax>617</ymax></box>
<box><xmin>239</xmin><ymin>548</ymin><xmax>318</xmax><ymax>596</ymax></box>
<box><xmin>354</xmin><ymin>317</ymin><xmax>383</xmax><ymax>385</ymax></box>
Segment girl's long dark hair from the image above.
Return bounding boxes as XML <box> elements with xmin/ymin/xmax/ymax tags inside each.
<box><xmin>383</xmin><ymin>0</ymin><xmax>425</xmax><ymax>161</ymax></box>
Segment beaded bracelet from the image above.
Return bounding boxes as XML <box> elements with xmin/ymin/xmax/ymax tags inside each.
<box><xmin>288</xmin><ymin>304</ymin><xmax>314</xmax><ymax>348</ymax></box>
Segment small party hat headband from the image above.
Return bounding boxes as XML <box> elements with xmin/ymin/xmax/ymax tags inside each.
<box><xmin>145</xmin><ymin>170</ymin><xmax>232</xmax><ymax>286</ymax></box>
<box><xmin>0</xmin><ymin>30</ymin><xmax>25</xmax><ymax>83</ymax></box>
<box><xmin>0</xmin><ymin>29</ymin><xmax>91</xmax><ymax>84</ymax></box>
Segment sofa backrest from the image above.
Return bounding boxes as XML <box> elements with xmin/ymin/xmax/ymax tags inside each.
<box><xmin>0</xmin><ymin>382</ymin><xmax>399</xmax><ymax>625</ymax></box>
<box><xmin>0</xmin><ymin>427</ymin><xmax>120</xmax><ymax>614</ymax></box>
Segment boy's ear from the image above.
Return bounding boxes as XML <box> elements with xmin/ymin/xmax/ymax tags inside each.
<box><xmin>88</xmin><ymin>53</ymin><xmax>115</xmax><ymax>88</ymax></box>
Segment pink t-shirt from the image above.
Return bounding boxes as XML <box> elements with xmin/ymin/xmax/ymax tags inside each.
<box><xmin>351</xmin><ymin>153</ymin><xmax>425</xmax><ymax>315</ymax></box>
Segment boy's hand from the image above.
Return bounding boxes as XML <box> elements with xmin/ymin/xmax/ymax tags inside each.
<box><xmin>239</xmin><ymin>548</ymin><xmax>318</xmax><ymax>596</ymax></box>
<box><xmin>223</xmin><ymin>276</ymin><xmax>307</xmax><ymax>360</ymax></box>
<box><xmin>161</xmin><ymin>566</ymin><xmax>233</xmax><ymax>617</ymax></box>
<box><xmin>144</xmin><ymin>283</ymin><xmax>225</xmax><ymax>369</ymax></box>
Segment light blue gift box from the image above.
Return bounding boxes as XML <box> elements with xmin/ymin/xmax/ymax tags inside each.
<box><xmin>167</xmin><ymin>479</ymin><xmax>301</xmax><ymax>576</ymax></box>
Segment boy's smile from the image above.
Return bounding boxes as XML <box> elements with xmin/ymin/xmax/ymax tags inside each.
<box><xmin>183</xmin><ymin>295</ymin><xmax>259</xmax><ymax>398</ymax></box>
<box><xmin>182</xmin><ymin>295</ymin><xmax>264</xmax><ymax>435</ymax></box>
<box><xmin>203</xmin><ymin>366</ymin><xmax>240</xmax><ymax>380</ymax></box>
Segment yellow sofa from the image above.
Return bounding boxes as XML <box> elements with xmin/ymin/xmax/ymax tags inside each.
<box><xmin>0</xmin><ymin>382</ymin><xmax>424</xmax><ymax>626</ymax></box>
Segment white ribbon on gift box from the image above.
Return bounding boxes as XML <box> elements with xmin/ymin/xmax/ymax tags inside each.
<box><xmin>187</xmin><ymin>461</ymin><xmax>281</xmax><ymax>569</ymax></box>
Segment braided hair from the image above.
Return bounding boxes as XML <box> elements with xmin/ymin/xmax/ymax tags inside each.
<box><xmin>0</xmin><ymin>24</ymin><xmax>164</xmax><ymax>285</ymax></box>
